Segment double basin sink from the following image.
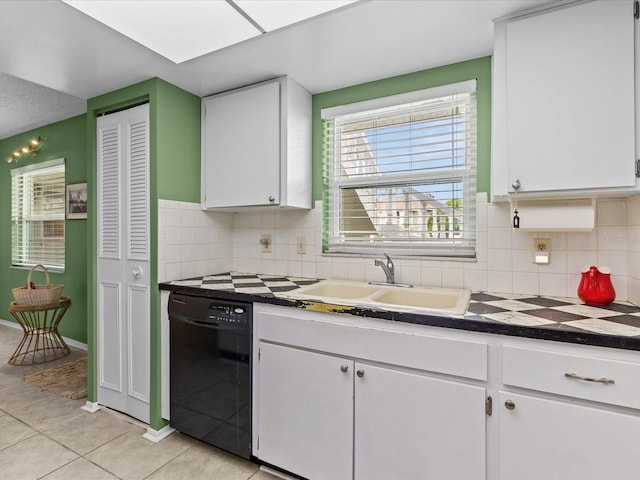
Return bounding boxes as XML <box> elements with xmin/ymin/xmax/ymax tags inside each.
<box><xmin>281</xmin><ymin>280</ymin><xmax>471</xmax><ymax>317</ymax></box>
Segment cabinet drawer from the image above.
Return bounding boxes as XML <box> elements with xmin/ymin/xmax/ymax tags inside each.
<box><xmin>257</xmin><ymin>306</ymin><xmax>487</xmax><ymax>381</ymax></box>
<box><xmin>502</xmin><ymin>345</ymin><xmax>640</xmax><ymax>410</ymax></box>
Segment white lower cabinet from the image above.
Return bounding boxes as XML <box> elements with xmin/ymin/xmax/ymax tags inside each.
<box><xmin>258</xmin><ymin>341</ymin><xmax>486</xmax><ymax>480</ymax></box>
<box><xmin>354</xmin><ymin>362</ymin><xmax>485</xmax><ymax>480</ymax></box>
<box><xmin>258</xmin><ymin>343</ymin><xmax>353</xmax><ymax>480</ymax></box>
<box><xmin>253</xmin><ymin>305</ymin><xmax>640</xmax><ymax>479</ymax></box>
<box><xmin>254</xmin><ymin>305</ymin><xmax>488</xmax><ymax>480</ymax></box>
<box><xmin>498</xmin><ymin>391</ymin><xmax>640</xmax><ymax>480</ymax></box>
<box><xmin>499</xmin><ymin>344</ymin><xmax>640</xmax><ymax>480</ymax></box>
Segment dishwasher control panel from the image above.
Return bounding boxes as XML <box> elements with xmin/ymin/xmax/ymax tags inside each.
<box><xmin>209</xmin><ymin>303</ymin><xmax>250</xmax><ymax>324</ymax></box>
<box><xmin>168</xmin><ymin>293</ymin><xmax>252</xmax><ymax>328</ymax></box>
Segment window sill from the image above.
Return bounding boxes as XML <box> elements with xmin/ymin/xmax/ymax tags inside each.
<box><xmin>321</xmin><ymin>252</ymin><xmax>477</xmax><ymax>263</ymax></box>
<box><xmin>11</xmin><ymin>265</ymin><xmax>65</xmax><ymax>275</ymax></box>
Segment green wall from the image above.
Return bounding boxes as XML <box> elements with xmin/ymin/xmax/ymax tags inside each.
<box><xmin>156</xmin><ymin>81</ymin><xmax>201</xmax><ymax>202</ymax></box>
<box><xmin>0</xmin><ymin>115</ymin><xmax>88</xmax><ymax>343</ymax></box>
<box><xmin>311</xmin><ymin>56</ymin><xmax>492</xmax><ymax>201</ymax></box>
<box><xmin>85</xmin><ymin>78</ymin><xmax>200</xmax><ymax>430</ymax></box>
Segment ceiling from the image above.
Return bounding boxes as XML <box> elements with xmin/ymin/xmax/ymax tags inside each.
<box><xmin>0</xmin><ymin>0</ymin><xmax>554</xmax><ymax>140</ymax></box>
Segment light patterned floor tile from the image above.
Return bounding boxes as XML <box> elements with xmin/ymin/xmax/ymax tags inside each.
<box><xmin>0</xmin><ymin>414</ymin><xmax>38</xmax><ymax>450</ymax></box>
<box><xmin>11</xmin><ymin>394</ymin><xmax>85</xmax><ymax>432</ymax></box>
<box><xmin>44</xmin><ymin>409</ymin><xmax>140</xmax><ymax>455</ymax></box>
<box><xmin>0</xmin><ymin>382</ymin><xmax>56</xmax><ymax>413</ymax></box>
<box><xmin>0</xmin><ymin>434</ymin><xmax>78</xmax><ymax>480</ymax></box>
<box><xmin>40</xmin><ymin>458</ymin><xmax>119</xmax><ymax>480</ymax></box>
<box><xmin>145</xmin><ymin>441</ymin><xmax>259</xmax><ymax>480</ymax></box>
<box><xmin>86</xmin><ymin>429</ymin><xmax>195</xmax><ymax>480</ymax></box>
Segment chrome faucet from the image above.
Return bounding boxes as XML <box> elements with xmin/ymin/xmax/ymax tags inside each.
<box><xmin>375</xmin><ymin>254</ymin><xmax>395</xmax><ymax>284</ymax></box>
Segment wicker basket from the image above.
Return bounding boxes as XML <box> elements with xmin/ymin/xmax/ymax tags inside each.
<box><xmin>12</xmin><ymin>264</ymin><xmax>64</xmax><ymax>306</ymax></box>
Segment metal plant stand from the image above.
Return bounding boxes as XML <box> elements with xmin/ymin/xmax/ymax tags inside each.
<box><xmin>8</xmin><ymin>296</ymin><xmax>71</xmax><ymax>365</ymax></box>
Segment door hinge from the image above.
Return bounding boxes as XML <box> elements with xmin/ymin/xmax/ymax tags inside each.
<box><xmin>258</xmin><ymin>347</ymin><xmax>260</xmax><ymax>361</ymax></box>
<box><xmin>257</xmin><ymin>436</ymin><xmax>259</xmax><ymax>450</ymax></box>
<box><xmin>635</xmin><ymin>1</ymin><xmax>639</xmax><ymax>19</ymax></box>
<box><xmin>486</xmin><ymin>396</ymin><xmax>493</xmax><ymax>416</ymax></box>
<box><xmin>636</xmin><ymin>159</ymin><xmax>640</xmax><ymax>178</ymax></box>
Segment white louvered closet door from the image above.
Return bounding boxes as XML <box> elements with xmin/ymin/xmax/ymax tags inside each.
<box><xmin>97</xmin><ymin>103</ymin><xmax>150</xmax><ymax>423</ymax></box>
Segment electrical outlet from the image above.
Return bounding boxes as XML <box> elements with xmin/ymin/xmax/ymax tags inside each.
<box><xmin>260</xmin><ymin>234</ymin><xmax>272</xmax><ymax>253</ymax></box>
<box><xmin>533</xmin><ymin>238</ymin><xmax>551</xmax><ymax>264</ymax></box>
<box><xmin>296</xmin><ymin>236</ymin><xmax>306</xmax><ymax>254</ymax></box>
<box><xmin>535</xmin><ymin>238</ymin><xmax>551</xmax><ymax>252</ymax></box>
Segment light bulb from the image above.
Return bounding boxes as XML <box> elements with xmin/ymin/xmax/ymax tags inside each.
<box><xmin>30</xmin><ymin>136</ymin><xmax>41</xmax><ymax>146</ymax></box>
<box><xmin>14</xmin><ymin>150</ymin><xmax>21</xmax><ymax>157</ymax></box>
<box><xmin>6</xmin><ymin>156</ymin><xmax>13</xmax><ymax>163</ymax></box>
<box><xmin>21</xmin><ymin>146</ymin><xmax>30</xmax><ymax>154</ymax></box>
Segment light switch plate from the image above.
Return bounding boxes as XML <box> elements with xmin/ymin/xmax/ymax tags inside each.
<box><xmin>296</xmin><ymin>236</ymin><xmax>306</xmax><ymax>254</ymax></box>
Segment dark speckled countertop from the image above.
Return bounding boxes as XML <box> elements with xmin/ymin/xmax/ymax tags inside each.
<box><xmin>160</xmin><ymin>272</ymin><xmax>640</xmax><ymax>351</ymax></box>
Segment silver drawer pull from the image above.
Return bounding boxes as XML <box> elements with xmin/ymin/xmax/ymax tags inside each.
<box><xmin>564</xmin><ymin>372</ymin><xmax>615</xmax><ymax>385</ymax></box>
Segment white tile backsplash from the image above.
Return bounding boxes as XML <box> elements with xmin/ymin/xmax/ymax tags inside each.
<box><xmin>538</xmin><ymin>273</ymin><xmax>568</xmax><ymax>297</ymax></box>
<box><xmin>158</xmin><ymin>195</ymin><xmax>640</xmax><ymax>304</ymax></box>
<box><xmin>567</xmin><ymin>230</ymin><xmax>598</xmax><ymax>251</ymax></box>
<box><xmin>597</xmin><ymin>199</ymin><xmax>627</xmax><ymax>226</ymax></box>
<box><xmin>157</xmin><ymin>200</ymin><xmax>233</xmax><ymax>283</ymax></box>
<box><xmin>487</xmin><ymin>270</ymin><xmax>512</xmax><ymax>295</ymax></box>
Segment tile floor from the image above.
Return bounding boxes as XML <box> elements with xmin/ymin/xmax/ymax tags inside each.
<box><xmin>0</xmin><ymin>323</ymin><xmax>279</xmax><ymax>480</ymax></box>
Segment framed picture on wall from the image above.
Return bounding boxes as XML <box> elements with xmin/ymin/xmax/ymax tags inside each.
<box><xmin>66</xmin><ymin>183</ymin><xmax>87</xmax><ymax>219</ymax></box>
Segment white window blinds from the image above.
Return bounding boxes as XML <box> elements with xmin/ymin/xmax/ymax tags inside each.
<box><xmin>322</xmin><ymin>81</ymin><xmax>477</xmax><ymax>257</ymax></box>
<box><xmin>11</xmin><ymin>158</ymin><xmax>66</xmax><ymax>270</ymax></box>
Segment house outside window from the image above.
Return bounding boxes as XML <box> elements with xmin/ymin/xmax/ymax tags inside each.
<box><xmin>11</xmin><ymin>158</ymin><xmax>65</xmax><ymax>271</ymax></box>
<box><xmin>322</xmin><ymin>80</ymin><xmax>477</xmax><ymax>258</ymax></box>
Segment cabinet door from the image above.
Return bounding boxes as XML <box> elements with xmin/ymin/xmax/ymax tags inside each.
<box><xmin>354</xmin><ymin>363</ymin><xmax>486</xmax><ymax>480</ymax></box>
<box><xmin>203</xmin><ymin>81</ymin><xmax>280</xmax><ymax>208</ymax></box>
<box><xmin>499</xmin><ymin>391</ymin><xmax>640</xmax><ymax>480</ymax></box>
<box><xmin>257</xmin><ymin>342</ymin><xmax>353</xmax><ymax>480</ymax></box>
<box><xmin>504</xmin><ymin>0</ymin><xmax>635</xmax><ymax>193</ymax></box>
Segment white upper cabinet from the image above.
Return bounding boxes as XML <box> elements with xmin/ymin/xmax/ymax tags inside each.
<box><xmin>492</xmin><ymin>0</ymin><xmax>637</xmax><ymax>201</ymax></box>
<box><xmin>201</xmin><ymin>76</ymin><xmax>312</xmax><ymax>210</ymax></box>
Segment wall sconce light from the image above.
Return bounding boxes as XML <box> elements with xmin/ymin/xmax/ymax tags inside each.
<box><xmin>6</xmin><ymin>136</ymin><xmax>47</xmax><ymax>164</ymax></box>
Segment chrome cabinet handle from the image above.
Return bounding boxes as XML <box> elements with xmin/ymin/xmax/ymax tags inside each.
<box><xmin>504</xmin><ymin>399</ymin><xmax>516</xmax><ymax>411</ymax></box>
<box><xmin>356</xmin><ymin>369</ymin><xmax>365</xmax><ymax>378</ymax></box>
<box><xmin>340</xmin><ymin>365</ymin><xmax>348</xmax><ymax>373</ymax></box>
<box><xmin>564</xmin><ymin>372</ymin><xmax>615</xmax><ymax>385</ymax></box>
<box><xmin>268</xmin><ymin>195</ymin><xmax>275</xmax><ymax>203</ymax></box>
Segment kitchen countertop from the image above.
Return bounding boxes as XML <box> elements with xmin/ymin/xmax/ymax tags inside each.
<box><xmin>159</xmin><ymin>272</ymin><xmax>640</xmax><ymax>351</ymax></box>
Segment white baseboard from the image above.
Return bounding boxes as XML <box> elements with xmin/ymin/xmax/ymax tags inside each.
<box><xmin>143</xmin><ymin>424</ymin><xmax>175</xmax><ymax>443</ymax></box>
<box><xmin>0</xmin><ymin>318</ymin><xmax>88</xmax><ymax>351</ymax></box>
<box><xmin>81</xmin><ymin>401</ymin><xmax>101</xmax><ymax>413</ymax></box>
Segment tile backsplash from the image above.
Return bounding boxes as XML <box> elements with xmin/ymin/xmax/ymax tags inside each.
<box><xmin>159</xmin><ymin>194</ymin><xmax>640</xmax><ymax>303</ymax></box>
<box><xmin>158</xmin><ymin>200</ymin><xmax>234</xmax><ymax>282</ymax></box>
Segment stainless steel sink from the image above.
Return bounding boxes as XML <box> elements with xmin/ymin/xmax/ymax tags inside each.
<box><xmin>281</xmin><ymin>280</ymin><xmax>471</xmax><ymax>316</ymax></box>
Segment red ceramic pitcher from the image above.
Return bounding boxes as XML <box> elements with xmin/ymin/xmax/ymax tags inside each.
<box><xmin>577</xmin><ymin>266</ymin><xmax>615</xmax><ymax>306</ymax></box>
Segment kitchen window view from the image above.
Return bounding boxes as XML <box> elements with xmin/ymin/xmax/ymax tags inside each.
<box><xmin>322</xmin><ymin>80</ymin><xmax>477</xmax><ymax>257</ymax></box>
<box><xmin>10</xmin><ymin>158</ymin><xmax>66</xmax><ymax>270</ymax></box>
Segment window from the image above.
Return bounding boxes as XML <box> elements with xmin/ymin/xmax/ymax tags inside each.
<box><xmin>11</xmin><ymin>158</ymin><xmax>65</xmax><ymax>270</ymax></box>
<box><xmin>322</xmin><ymin>80</ymin><xmax>477</xmax><ymax>257</ymax></box>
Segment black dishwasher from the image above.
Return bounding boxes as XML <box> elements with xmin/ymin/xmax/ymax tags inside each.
<box><xmin>169</xmin><ymin>292</ymin><xmax>252</xmax><ymax>459</ymax></box>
